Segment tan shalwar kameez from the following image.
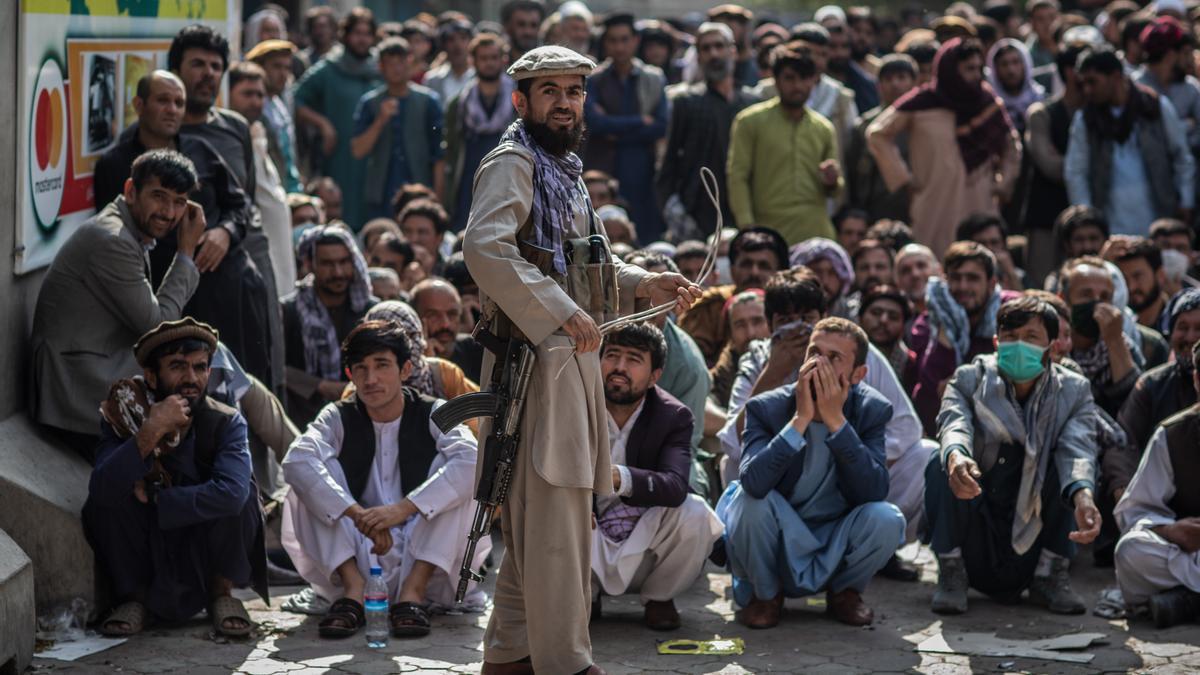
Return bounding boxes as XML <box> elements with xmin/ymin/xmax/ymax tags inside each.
<box><xmin>867</xmin><ymin>106</ymin><xmax>1022</xmax><ymax>260</ymax></box>
<box><xmin>463</xmin><ymin>141</ymin><xmax>650</xmax><ymax>673</ymax></box>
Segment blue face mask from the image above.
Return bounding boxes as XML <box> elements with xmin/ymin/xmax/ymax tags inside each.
<box><xmin>997</xmin><ymin>340</ymin><xmax>1048</xmax><ymax>383</ymax></box>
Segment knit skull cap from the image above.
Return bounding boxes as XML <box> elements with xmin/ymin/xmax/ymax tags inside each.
<box><xmin>134</xmin><ymin>317</ymin><xmax>219</xmax><ymax>368</ymax></box>
<box><xmin>245</xmin><ymin>39</ymin><xmax>297</xmax><ymax>62</ymax></box>
<box><xmin>507</xmin><ymin>45</ymin><xmax>597</xmax><ymax>81</ymax></box>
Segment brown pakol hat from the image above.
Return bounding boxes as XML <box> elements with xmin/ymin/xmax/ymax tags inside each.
<box><xmin>134</xmin><ymin>317</ymin><xmax>219</xmax><ymax>368</ymax></box>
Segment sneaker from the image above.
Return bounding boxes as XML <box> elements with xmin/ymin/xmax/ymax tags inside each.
<box><xmin>931</xmin><ymin>556</ymin><xmax>969</xmax><ymax>615</ymax></box>
<box><xmin>1149</xmin><ymin>587</ymin><xmax>1200</xmax><ymax>629</ymax></box>
<box><xmin>1028</xmin><ymin>556</ymin><xmax>1086</xmax><ymax>615</ymax></box>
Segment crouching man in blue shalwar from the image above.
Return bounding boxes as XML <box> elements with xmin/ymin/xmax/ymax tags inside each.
<box><xmin>84</xmin><ymin>318</ymin><xmax>267</xmax><ymax>639</ymax></box>
<box><xmin>717</xmin><ymin>317</ymin><xmax>904</xmax><ymax>629</ymax></box>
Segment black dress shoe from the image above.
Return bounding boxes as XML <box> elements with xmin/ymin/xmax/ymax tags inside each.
<box><xmin>1150</xmin><ymin>586</ymin><xmax>1200</xmax><ymax>628</ymax></box>
<box><xmin>879</xmin><ymin>554</ymin><xmax>920</xmax><ymax>582</ymax></box>
<box><xmin>708</xmin><ymin>538</ymin><xmax>728</xmax><ymax>567</ymax></box>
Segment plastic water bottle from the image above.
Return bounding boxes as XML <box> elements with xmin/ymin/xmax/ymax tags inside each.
<box><xmin>365</xmin><ymin>566</ymin><xmax>389</xmax><ymax>649</ymax></box>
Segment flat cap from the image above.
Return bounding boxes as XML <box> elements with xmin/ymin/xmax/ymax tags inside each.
<box><xmin>245</xmin><ymin>39</ymin><xmax>297</xmax><ymax>61</ymax></box>
<box><xmin>134</xmin><ymin>317</ymin><xmax>219</xmax><ymax>368</ymax></box>
<box><xmin>507</xmin><ymin>45</ymin><xmax>596</xmax><ymax>80</ymax></box>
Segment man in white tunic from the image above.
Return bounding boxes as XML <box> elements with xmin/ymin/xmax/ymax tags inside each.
<box><xmin>282</xmin><ymin>320</ymin><xmax>487</xmax><ymax>639</ymax></box>
<box><xmin>1114</xmin><ymin>339</ymin><xmax>1200</xmax><ymax>628</ymax></box>
<box><xmin>592</xmin><ymin>323</ymin><xmax>724</xmax><ymax>630</ymax></box>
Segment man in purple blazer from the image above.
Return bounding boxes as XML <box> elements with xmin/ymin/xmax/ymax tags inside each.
<box><xmin>591</xmin><ymin>323</ymin><xmax>725</xmax><ymax>631</ymax></box>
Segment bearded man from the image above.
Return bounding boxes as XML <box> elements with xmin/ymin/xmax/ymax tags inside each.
<box><xmin>462</xmin><ymin>46</ymin><xmax>702</xmax><ymax>674</ymax></box>
<box><xmin>84</xmin><ymin>318</ymin><xmax>267</xmax><ymax>638</ymax></box>
<box><xmin>656</xmin><ymin>22</ymin><xmax>759</xmax><ymax>240</ymax></box>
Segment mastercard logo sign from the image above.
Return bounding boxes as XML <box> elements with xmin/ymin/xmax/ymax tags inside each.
<box><xmin>29</xmin><ymin>59</ymin><xmax>68</xmax><ymax>231</ymax></box>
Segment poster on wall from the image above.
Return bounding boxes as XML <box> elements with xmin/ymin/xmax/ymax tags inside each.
<box><xmin>17</xmin><ymin>0</ymin><xmax>239</xmax><ymax>274</ymax></box>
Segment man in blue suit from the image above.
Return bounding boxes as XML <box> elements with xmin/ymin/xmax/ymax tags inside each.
<box><xmin>718</xmin><ymin>317</ymin><xmax>904</xmax><ymax>628</ymax></box>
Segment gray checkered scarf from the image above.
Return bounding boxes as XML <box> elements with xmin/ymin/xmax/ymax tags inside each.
<box><xmin>294</xmin><ymin>226</ymin><xmax>375</xmax><ymax>380</ymax></box>
<box><xmin>500</xmin><ymin>119</ymin><xmax>583</xmax><ymax>274</ymax></box>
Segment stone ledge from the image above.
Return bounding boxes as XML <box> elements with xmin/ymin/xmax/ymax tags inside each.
<box><xmin>0</xmin><ymin>413</ymin><xmax>94</xmax><ymax>613</ymax></box>
<box><xmin>0</xmin><ymin>528</ymin><xmax>34</xmax><ymax>674</ymax></box>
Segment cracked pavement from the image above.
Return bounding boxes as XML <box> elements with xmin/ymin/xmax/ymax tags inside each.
<box><xmin>29</xmin><ymin>545</ymin><xmax>1200</xmax><ymax>674</ymax></box>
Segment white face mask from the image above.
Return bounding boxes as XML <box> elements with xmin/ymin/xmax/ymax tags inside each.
<box><xmin>716</xmin><ymin>257</ymin><xmax>733</xmax><ymax>285</ymax></box>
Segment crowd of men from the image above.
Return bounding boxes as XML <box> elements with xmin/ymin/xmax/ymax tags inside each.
<box><xmin>24</xmin><ymin>0</ymin><xmax>1200</xmax><ymax>654</ymax></box>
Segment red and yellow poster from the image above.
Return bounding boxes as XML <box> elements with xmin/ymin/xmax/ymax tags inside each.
<box><xmin>18</xmin><ymin>0</ymin><xmax>239</xmax><ymax>273</ymax></box>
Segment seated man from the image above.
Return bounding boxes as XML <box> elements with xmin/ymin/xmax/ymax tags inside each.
<box><xmin>84</xmin><ymin>318</ymin><xmax>267</xmax><ymax>637</ymax></box>
<box><xmin>907</xmin><ymin>241</ymin><xmax>1007</xmax><ymax>435</ymax></box>
<box><xmin>858</xmin><ymin>283</ymin><xmax>914</xmax><ymax>379</ymax></box>
<box><xmin>1149</xmin><ymin>217</ymin><xmax>1198</xmax><ymax>280</ymax></box>
<box><xmin>622</xmin><ymin>250</ymin><xmax>713</xmax><ymax>494</ymax></box>
<box><xmin>893</xmin><ymin>243</ymin><xmax>939</xmax><ymax>318</ymax></box>
<box><xmin>1044</xmin><ymin>205</ymin><xmax>1108</xmax><ymax>293</ymax></box>
<box><xmin>719</xmin><ymin>318</ymin><xmax>905</xmax><ymax>628</ymax></box>
<box><xmin>710</xmin><ymin>289</ymin><xmax>769</xmax><ymax>409</ymax></box>
<box><xmin>281</xmin><ymin>320</ymin><xmax>486</xmax><ymax>640</ymax></box>
<box><xmin>678</xmin><ymin>227</ymin><xmax>789</xmax><ymax>366</ymax></box>
<box><xmin>1114</xmin><ymin>337</ymin><xmax>1200</xmax><ymax>628</ymax></box>
<box><xmin>282</xmin><ymin>225</ymin><xmax>378</xmax><ymax>426</ymax></box>
<box><xmin>1110</xmin><ymin>237</ymin><xmax>1170</xmax><ymax>330</ymax></box>
<box><xmin>851</xmin><ymin>238</ymin><xmax>895</xmax><ymax>293</ymax></box>
<box><xmin>30</xmin><ymin>150</ymin><xmax>203</xmax><ymax>458</ymax></box>
<box><xmin>411</xmin><ymin>278</ymin><xmax>484</xmax><ymax>383</ymax></box>
<box><xmin>789</xmin><ymin>237</ymin><xmax>854</xmax><ymax>319</ymax></box>
<box><xmin>927</xmin><ymin>296</ymin><xmax>1101</xmax><ymax>615</ymax></box>
<box><xmin>591</xmin><ymin>323</ymin><xmax>724</xmax><ymax>630</ymax></box>
<box><xmin>1117</xmin><ymin>288</ymin><xmax>1200</xmax><ymax>471</ymax></box>
<box><xmin>93</xmin><ymin>70</ymin><xmax>272</xmax><ymax>390</ymax></box>
<box><xmin>1058</xmin><ymin>256</ymin><xmax>1145</xmax><ymax>417</ymax></box>
<box><xmin>955</xmin><ymin>212</ymin><xmax>1025</xmax><ymax>291</ymax></box>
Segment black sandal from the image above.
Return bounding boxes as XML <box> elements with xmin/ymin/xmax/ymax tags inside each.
<box><xmin>318</xmin><ymin>598</ymin><xmax>365</xmax><ymax>638</ymax></box>
<box><xmin>389</xmin><ymin>601</ymin><xmax>432</xmax><ymax>637</ymax></box>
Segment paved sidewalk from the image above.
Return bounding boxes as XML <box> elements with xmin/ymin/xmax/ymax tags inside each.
<box><xmin>29</xmin><ymin>545</ymin><xmax>1200</xmax><ymax>674</ymax></box>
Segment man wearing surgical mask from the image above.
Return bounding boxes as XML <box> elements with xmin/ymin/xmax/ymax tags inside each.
<box><xmin>1058</xmin><ymin>256</ymin><xmax>1144</xmax><ymax>416</ymax></box>
<box><xmin>927</xmin><ymin>295</ymin><xmax>1101</xmax><ymax>616</ymax></box>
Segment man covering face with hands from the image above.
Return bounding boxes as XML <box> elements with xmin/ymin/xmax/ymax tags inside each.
<box><xmin>718</xmin><ymin>318</ymin><xmax>904</xmax><ymax>630</ymax></box>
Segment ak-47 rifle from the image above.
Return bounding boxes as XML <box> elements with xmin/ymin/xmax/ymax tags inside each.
<box><xmin>431</xmin><ymin>333</ymin><xmax>537</xmax><ymax>602</ymax></box>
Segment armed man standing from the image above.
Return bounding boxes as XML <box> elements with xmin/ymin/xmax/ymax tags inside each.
<box><xmin>460</xmin><ymin>46</ymin><xmax>702</xmax><ymax>675</ymax></box>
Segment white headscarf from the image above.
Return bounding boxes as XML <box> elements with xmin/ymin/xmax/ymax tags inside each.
<box><xmin>986</xmin><ymin>38</ymin><xmax>1045</xmax><ymax>125</ymax></box>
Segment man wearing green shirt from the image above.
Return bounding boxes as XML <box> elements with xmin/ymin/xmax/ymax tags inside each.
<box><xmin>727</xmin><ymin>44</ymin><xmax>842</xmax><ymax>246</ymax></box>
<box><xmin>294</xmin><ymin>7</ymin><xmax>381</xmax><ymax>230</ymax></box>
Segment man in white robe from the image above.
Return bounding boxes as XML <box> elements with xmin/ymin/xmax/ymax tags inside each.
<box><xmin>1114</xmin><ymin>339</ymin><xmax>1200</xmax><ymax>628</ymax></box>
<box><xmin>282</xmin><ymin>320</ymin><xmax>487</xmax><ymax>639</ymax></box>
<box><xmin>591</xmin><ymin>323</ymin><xmax>724</xmax><ymax>630</ymax></box>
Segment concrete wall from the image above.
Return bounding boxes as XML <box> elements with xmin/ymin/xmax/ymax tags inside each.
<box><xmin>0</xmin><ymin>530</ymin><xmax>35</xmax><ymax>674</ymax></box>
<box><xmin>0</xmin><ymin>0</ymin><xmax>45</xmax><ymax>425</ymax></box>
<box><xmin>0</xmin><ymin>0</ymin><xmax>96</xmax><ymax>621</ymax></box>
